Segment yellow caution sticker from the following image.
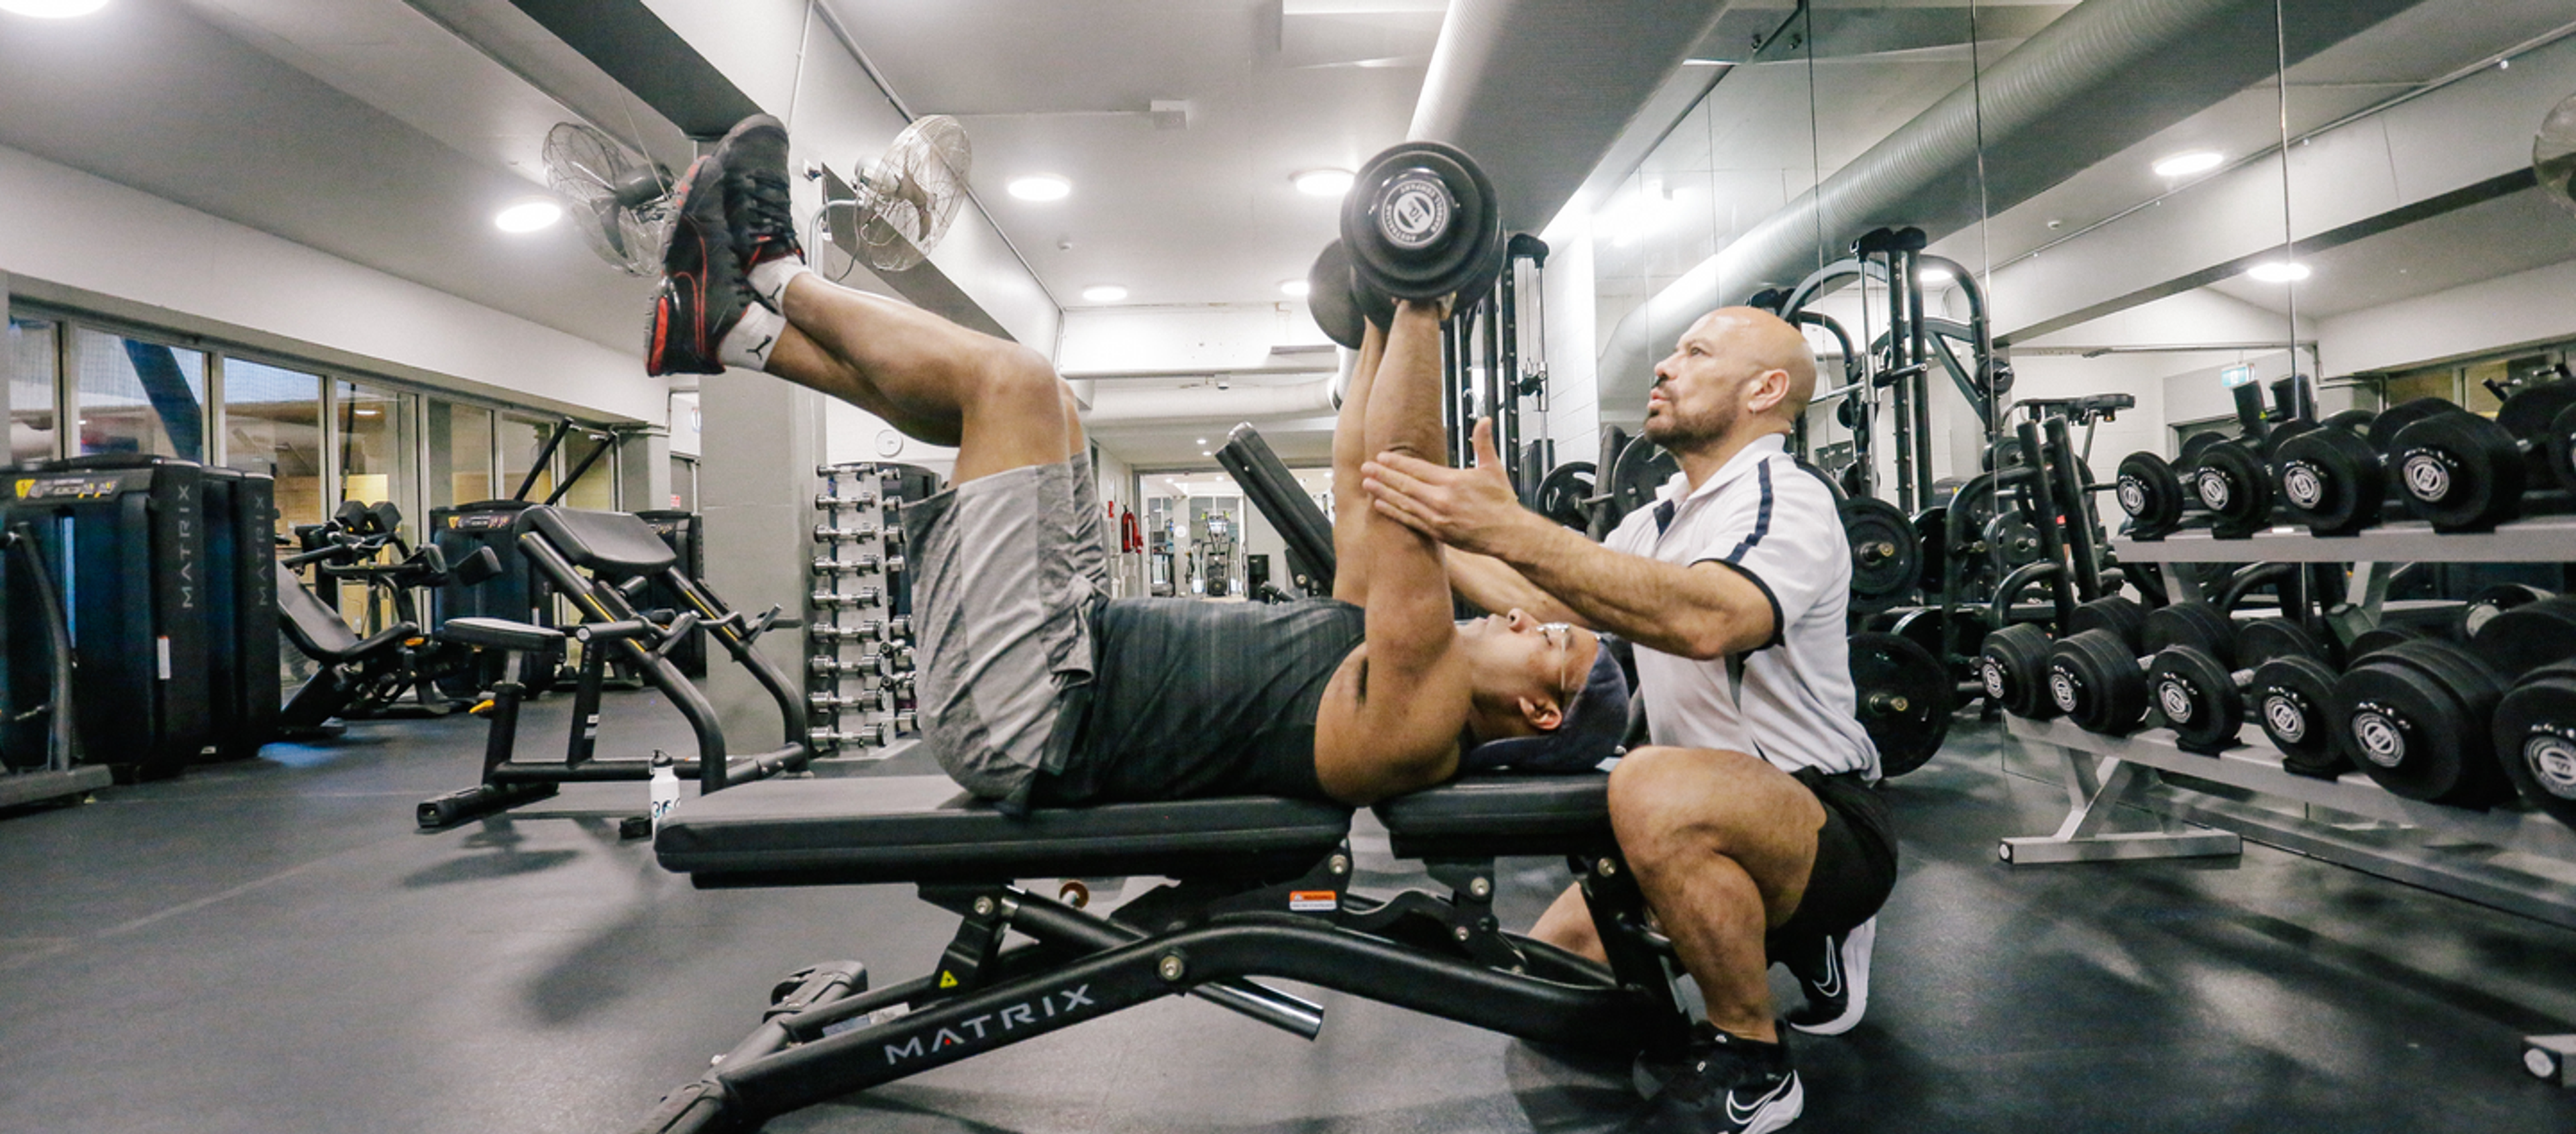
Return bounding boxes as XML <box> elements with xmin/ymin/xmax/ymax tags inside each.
<box><xmin>938</xmin><ymin>970</ymin><xmax>959</xmax><ymax>988</ymax></box>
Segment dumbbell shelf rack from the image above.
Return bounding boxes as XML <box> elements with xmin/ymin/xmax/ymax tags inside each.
<box><xmin>2003</xmin><ymin>513</ymin><xmax>2576</xmax><ymax>1083</ymax></box>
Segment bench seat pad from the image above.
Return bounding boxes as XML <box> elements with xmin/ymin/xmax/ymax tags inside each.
<box><xmin>656</xmin><ymin>776</ymin><xmax>1354</xmax><ymax>885</ymax></box>
<box><xmin>1373</xmin><ymin>773</ymin><xmax>1613</xmax><ymax>859</ymax></box>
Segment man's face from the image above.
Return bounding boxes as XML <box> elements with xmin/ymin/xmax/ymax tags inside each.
<box><xmin>1644</xmin><ymin>315</ymin><xmax>1757</xmax><ymax>447</ymax></box>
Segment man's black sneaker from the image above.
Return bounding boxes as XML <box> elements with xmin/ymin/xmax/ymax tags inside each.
<box><xmin>1784</xmin><ymin>916</ymin><xmax>1874</xmax><ymax>1036</ymax></box>
<box><xmin>710</xmin><ymin>114</ymin><xmax>804</xmax><ymax>272</ymax></box>
<box><xmin>645</xmin><ymin>152</ymin><xmax>755</xmax><ymax>376</ymax></box>
<box><xmin>1624</xmin><ymin>1028</ymin><xmax>1803</xmax><ymax>1134</ymax></box>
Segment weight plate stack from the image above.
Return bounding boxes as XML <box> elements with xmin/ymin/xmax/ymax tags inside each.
<box><xmin>2148</xmin><ymin>644</ymin><xmax>2241</xmax><ymax>754</ymax></box>
<box><xmin>1304</xmin><ymin>239</ymin><xmax>1366</xmax><ymax>350</ymax></box>
<box><xmin>2333</xmin><ymin>638</ymin><xmax>2516</xmax><ymax>806</ymax></box>
<box><xmin>1840</xmin><ymin>498</ymin><xmax>1919</xmax><ymax>614</ymax></box>
<box><xmin>2048</xmin><ymin>628</ymin><xmax>2150</xmax><ymax>736</ymax></box>
<box><xmin>2551</xmin><ymin>401</ymin><xmax>2576</xmax><ymax>496</ymax></box>
<box><xmin>2274</xmin><ymin>424</ymin><xmax>2385</xmax><ymax>536</ymax></box>
<box><xmin>2492</xmin><ymin>662</ymin><xmax>2576</xmax><ymax>831</ymax></box>
<box><xmin>1850</xmin><ymin>630</ymin><xmax>1950</xmax><ymax>778</ymax></box>
<box><xmin>2387</xmin><ymin>411</ymin><xmax>2526</xmax><ymax>532</ymax></box>
<box><xmin>1980</xmin><ymin>622</ymin><xmax>2057</xmax><ymax>720</ymax></box>
<box><xmin>2114</xmin><ymin>451</ymin><xmax>2188</xmax><ymax>538</ymax></box>
<box><xmin>1532</xmin><ymin>461</ymin><xmax>1597</xmax><ymax>531</ymax></box>
<box><xmin>2254</xmin><ymin>655</ymin><xmax>2348</xmax><ymax>778</ymax></box>
<box><xmin>1341</xmin><ymin>140</ymin><xmax>1503</xmax><ymax>304</ymax></box>
<box><xmin>1912</xmin><ymin>507</ymin><xmax>1947</xmax><ymax>593</ymax></box>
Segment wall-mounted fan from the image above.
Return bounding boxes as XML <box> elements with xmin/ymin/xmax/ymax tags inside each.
<box><xmin>810</xmin><ymin>115</ymin><xmax>972</xmax><ymax>272</ymax></box>
<box><xmin>2541</xmin><ymin>92</ymin><xmax>2576</xmax><ymax>217</ymax></box>
<box><xmin>542</xmin><ymin>121</ymin><xmax>674</xmax><ymax>276</ymax></box>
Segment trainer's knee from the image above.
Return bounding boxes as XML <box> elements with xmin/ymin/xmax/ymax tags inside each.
<box><xmin>1607</xmin><ymin>746</ymin><xmax>1760</xmax><ymax>858</ymax></box>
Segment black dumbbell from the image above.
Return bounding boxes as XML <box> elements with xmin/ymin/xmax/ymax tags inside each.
<box><xmin>2046</xmin><ymin>602</ymin><xmax>2249</xmax><ymax>736</ymax></box>
<box><xmin>2385</xmin><ymin>382</ymin><xmax>2576</xmax><ymax>532</ymax></box>
<box><xmin>2334</xmin><ymin>596</ymin><xmax>2576</xmax><ymax>805</ymax></box>
<box><xmin>2270</xmin><ymin>398</ymin><xmax>2460</xmax><ymax>536</ymax></box>
<box><xmin>2149</xmin><ymin>619</ymin><xmax>2334</xmax><ymax>754</ymax></box>
<box><xmin>1340</xmin><ymin>141</ymin><xmax>1505</xmax><ymax>306</ymax></box>
<box><xmin>2493</xmin><ymin>661</ymin><xmax>2576</xmax><ymax>832</ymax></box>
<box><xmin>1978</xmin><ymin>596</ymin><xmax>2155</xmax><ymax>720</ymax></box>
<box><xmin>1303</xmin><ymin>238</ymin><xmax>1395</xmax><ymax>350</ymax></box>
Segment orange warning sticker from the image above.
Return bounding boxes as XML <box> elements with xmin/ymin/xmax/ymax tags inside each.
<box><xmin>1288</xmin><ymin>890</ymin><xmax>1337</xmax><ymax>912</ymax></box>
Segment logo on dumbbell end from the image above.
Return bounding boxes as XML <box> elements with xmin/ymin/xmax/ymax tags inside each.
<box><xmin>1377</xmin><ymin>171</ymin><xmax>1452</xmax><ymax>251</ymax></box>
<box><xmin>2194</xmin><ymin>470</ymin><xmax>2230</xmax><ymax>510</ymax></box>
<box><xmin>2262</xmin><ymin>693</ymin><xmax>2306</xmax><ymax>742</ymax></box>
<box><xmin>2351</xmin><ymin>707</ymin><xmax>2408</xmax><ymax>768</ymax></box>
<box><xmin>2156</xmin><ymin>679</ymin><xmax>2192</xmax><ymax>722</ymax></box>
<box><xmin>1981</xmin><ymin>658</ymin><xmax>2006</xmax><ymax>701</ymax></box>
<box><xmin>2282</xmin><ymin>461</ymin><xmax>2324</xmax><ymax>509</ymax></box>
<box><xmin>2400</xmin><ymin>450</ymin><xmax>2451</xmax><ymax>502</ymax></box>
<box><xmin>2048</xmin><ymin>667</ymin><xmax>2080</xmax><ymax>714</ymax></box>
<box><xmin>2116</xmin><ymin>477</ymin><xmax>2145</xmax><ymax>515</ymax></box>
<box><xmin>2526</xmin><ymin>735</ymin><xmax>2576</xmax><ymax>800</ymax></box>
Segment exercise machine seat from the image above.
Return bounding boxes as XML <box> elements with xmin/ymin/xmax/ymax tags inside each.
<box><xmin>436</xmin><ymin>616</ymin><xmax>566</xmax><ymax>654</ymax></box>
<box><xmin>529</xmin><ymin>507</ymin><xmax>679</xmax><ymax>578</ymax></box>
<box><xmin>275</xmin><ymin>562</ymin><xmax>419</xmax><ymax>664</ymax></box>
<box><xmin>657</xmin><ymin>776</ymin><xmax>1355</xmax><ymax>886</ymax></box>
<box><xmin>1217</xmin><ymin>424</ymin><xmax>1336</xmax><ymax>591</ymax></box>
<box><xmin>1373</xmin><ymin>773</ymin><xmax>1612</xmax><ymax>859</ymax></box>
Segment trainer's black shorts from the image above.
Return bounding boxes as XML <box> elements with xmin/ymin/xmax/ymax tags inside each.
<box><xmin>1767</xmin><ymin>768</ymin><xmax>1898</xmax><ymax>954</ymax></box>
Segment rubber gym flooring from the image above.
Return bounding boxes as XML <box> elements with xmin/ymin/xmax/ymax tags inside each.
<box><xmin>4</xmin><ymin>689</ymin><xmax>2574</xmax><ymax>1133</ymax></box>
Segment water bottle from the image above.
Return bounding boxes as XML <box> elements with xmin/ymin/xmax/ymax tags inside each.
<box><xmin>648</xmin><ymin>750</ymin><xmax>680</xmax><ymax>834</ymax></box>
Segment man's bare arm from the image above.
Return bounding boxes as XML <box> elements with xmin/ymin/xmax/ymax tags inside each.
<box><xmin>1313</xmin><ymin>300</ymin><xmax>1470</xmax><ymax>802</ymax></box>
<box><xmin>1364</xmin><ymin>426</ymin><xmax>1774</xmax><ymax>660</ymax></box>
<box><xmin>1444</xmin><ymin>548</ymin><xmax>1582</xmax><ymax>626</ymax></box>
<box><xmin>1329</xmin><ymin>322</ymin><xmax>1387</xmax><ymax>605</ymax></box>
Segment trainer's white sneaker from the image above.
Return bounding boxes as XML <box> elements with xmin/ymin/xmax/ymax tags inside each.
<box><xmin>1784</xmin><ymin>917</ymin><xmax>1874</xmax><ymax>1036</ymax></box>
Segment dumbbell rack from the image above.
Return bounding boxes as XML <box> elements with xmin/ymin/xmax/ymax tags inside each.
<box><xmin>2003</xmin><ymin>512</ymin><xmax>2576</xmax><ymax>1084</ymax></box>
<box><xmin>809</xmin><ymin>464</ymin><xmax>920</xmax><ymax>756</ymax></box>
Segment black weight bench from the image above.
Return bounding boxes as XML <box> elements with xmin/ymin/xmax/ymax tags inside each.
<box><xmin>633</xmin><ymin>773</ymin><xmax>1684</xmax><ymax>1134</ymax></box>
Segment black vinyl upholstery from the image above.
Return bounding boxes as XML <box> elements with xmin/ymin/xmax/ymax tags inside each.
<box><xmin>655</xmin><ymin>773</ymin><xmax>1615</xmax><ymax>887</ymax></box>
<box><xmin>1217</xmin><ymin>424</ymin><xmax>1336</xmax><ymax>593</ymax></box>
<box><xmin>530</xmin><ymin>507</ymin><xmax>679</xmax><ymax>577</ymax></box>
<box><xmin>436</xmin><ymin>616</ymin><xmax>566</xmax><ymax>653</ymax></box>
<box><xmin>657</xmin><ymin>776</ymin><xmax>1354</xmax><ymax>886</ymax></box>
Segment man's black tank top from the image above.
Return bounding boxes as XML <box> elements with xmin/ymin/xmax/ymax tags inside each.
<box><xmin>1045</xmin><ymin>597</ymin><xmax>1366</xmax><ymax>805</ymax></box>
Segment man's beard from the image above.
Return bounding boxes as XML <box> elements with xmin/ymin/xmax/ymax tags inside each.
<box><xmin>1643</xmin><ymin>398</ymin><xmax>1731</xmax><ymax>447</ymax></box>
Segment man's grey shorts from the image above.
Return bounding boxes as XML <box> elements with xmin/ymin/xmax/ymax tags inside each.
<box><xmin>898</xmin><ymin>453</ymin><xmax>1110</xmax><ymax>809</ymax></box>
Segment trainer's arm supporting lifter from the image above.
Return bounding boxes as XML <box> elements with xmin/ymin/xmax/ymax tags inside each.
<box><xmin>1364</xmin><ymin>425</ymin><xmax>1772</xmax><ymax>661</ymax></box>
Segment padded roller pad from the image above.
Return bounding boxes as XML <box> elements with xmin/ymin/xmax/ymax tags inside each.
<box><xmin>437</xmin><ymin>616</ymin><xmax>564</xmax><ymax>653</ymax></box>
<box><xmin>530</xmin><ymin>506</ymin><xmax>680</xmax><ymax>576</ymax></box>
<box><xmin>1374</xmin><ymin>773</ymin><xmax>1612</xmax><ymax>859</ymax></box>
<box><xmin>655</xmin><ymin>776</ymin><xmax>1354</xmax><ymax>886</ymax></box>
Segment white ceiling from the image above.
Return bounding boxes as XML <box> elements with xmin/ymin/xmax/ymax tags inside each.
<box><xmin>819</xmin><ymin>0</ymin><xmax>1436</xmax><ymax>310</ymax></box>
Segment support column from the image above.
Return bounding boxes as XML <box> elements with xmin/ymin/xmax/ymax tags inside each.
<box><xmin>619</xmin><ymin>424</ymin><xmax>672</xmax><ymax>512</ymax></box>
<box><xmin>1</xmin><ymin>271</ymin><xmax>14</xmax><ymax>455</ymax></box>
<box><xmin>698</xmin><ymin>369</ymin><xmax>823</xmax><ymax>749</ymax></box>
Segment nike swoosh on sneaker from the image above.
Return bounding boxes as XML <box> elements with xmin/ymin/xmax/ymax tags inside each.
<box><xmin>1724</xmin><ymin>1074</ymin><xmax>1796</xmax><ymax>1126</ymax></box>
<box><xmin>1810</xmin><ymin>939</ymin><xmax>1842</xmax><ymax>999</ymax></box>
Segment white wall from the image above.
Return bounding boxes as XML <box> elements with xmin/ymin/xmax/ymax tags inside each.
<box><xmin>820</xmin><ymin>396</ymin><xmax>958</xmax><ymax>481</ymax></box>
<box><xmin>0</xmin><ymin>141</ymin><xmax>660</xmax><ymax>423</ymax></box>
<box><xmin>2319</xmin><ymin>257</ymin><xmax>2576</xmax><ymax>376</ymax></box>
<box><xmin>1536</xmin><ymin>207</ymin><xmax>1603</xmax><ymax>460</ymax></box>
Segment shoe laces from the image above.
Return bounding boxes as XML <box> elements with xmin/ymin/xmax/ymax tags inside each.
<box><xmin>734</xmin><ymin>169</ymin><xmax>799</xmax><ymax>247</ymax></box>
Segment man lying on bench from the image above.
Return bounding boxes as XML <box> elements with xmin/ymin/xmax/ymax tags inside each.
<box><xmin>647</xmin><ymin>114</ymin><xmax>1627</xmax><ymax>810</ymax></box>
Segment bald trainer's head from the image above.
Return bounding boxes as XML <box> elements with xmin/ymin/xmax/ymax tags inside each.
<box><xmin>1642</xmin><ymin>306</ymin><xmax>1819</xmax><ymax>453</ymax></box>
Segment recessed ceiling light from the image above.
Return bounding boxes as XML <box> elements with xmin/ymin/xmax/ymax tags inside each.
<box><xmin>1279</xmin><ymin>278</ymin><xmax>1311</xmax><ymax>298</ymax></box>
<box><xmin>0</xmin><ymin>0</ymin><xmax>109</xmax><ymax>16</ymax></box>
<box><xmin>1195</xmin><ymin>438</ymin><xmax>1208</xmax><ymax>445</ymax></box>
<box><xmin>353</xmin><ymin>408</ymin><xmax>382</xmax><ymax>417</ymax></box>
<box><xmin>1081</xmin><ymin>284</ymin><xmax>1128</xmax><ymax>303</ymax></box>
<box><xmin>2151</xmin><ymin>150</ymin><xmax>2224</xmax><ymax>178</ymax></box>
<box><xmin>2247</xmin><ymin>261</ymin><xmax>2311</xmax><ymax>283</ymax></box>
<box><xmin>1681</xmin><ymin>58</ymin><xmax>1727</xmax><ymax>66</ymax></box>
<box><xmin>1293</xmin><ymin>168</ymin><xmax>1354</xmax><ymax>197</ymax></box>
<box><xmin>1008</xmin><ymin>174</ymin><xmax>1071</xmax><ymax>201</ymax></box>
<box><xmin>1918</xmin><ymin>266</ymin><xmax>1955</xmax><ymax>286</ymax></box>
<box><xmin>494</xmin><ymin>199</ymin><xmax>561</xmax><ymax>233</ymax></box>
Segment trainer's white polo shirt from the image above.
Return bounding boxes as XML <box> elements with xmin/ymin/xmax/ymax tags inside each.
<box><xmin>1603</xmin><ymin>434</ymin><xmax>1880</xmax><ymax>781</ymax></box>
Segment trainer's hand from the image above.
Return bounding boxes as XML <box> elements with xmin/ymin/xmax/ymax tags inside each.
<box><xmin>1362</xmin><ymin>418</ymin><xmax>1538</xmax><ymax>556</ymax></box>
